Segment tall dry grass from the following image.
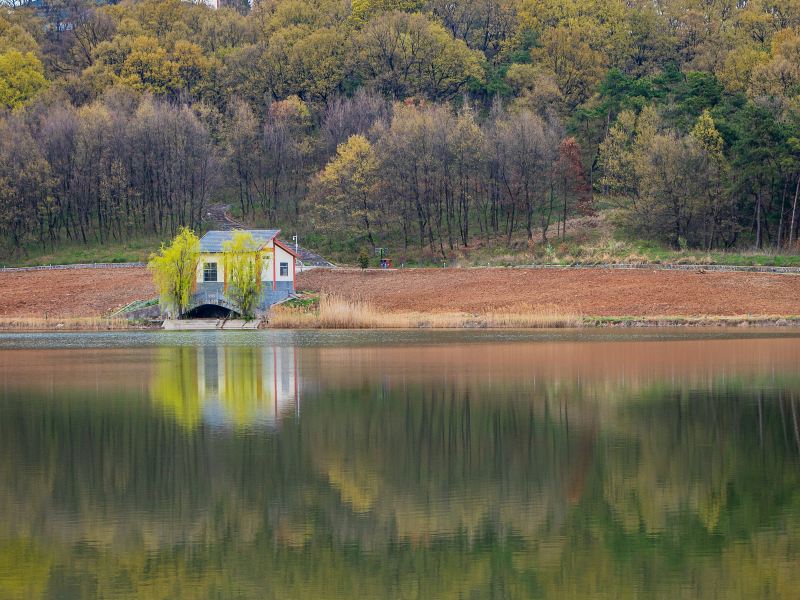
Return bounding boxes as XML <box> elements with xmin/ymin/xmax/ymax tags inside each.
<box><xmin>269</xmin><ymin>295</ymin><xmax>581</xmax><ymax>329</ymax></box>
<box><xmin>0</xmin><ymin>316</ymin><xmax>131</xmax><ymax>331</ymax></box>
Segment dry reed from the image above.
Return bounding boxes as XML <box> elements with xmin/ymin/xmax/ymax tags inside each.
<box><xmin>0</xmin><ymin>316</ymin><xmax>131</xmax><ymax>331</ymax></box>
<box><xmin>269</xmin><ymin>294</ymin><xmax>581</xmax><ymax>329</ymax></box>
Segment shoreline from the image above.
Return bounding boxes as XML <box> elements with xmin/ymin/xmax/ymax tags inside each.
<box><xmin>266</xmin><ymin>314</ymin><xmax>800</xmax><ymax>330</ymax></box>
<box><xmin>1</xmin><ymin>314</ymin><xmax>799</xmax><ymax>333</ymax></box>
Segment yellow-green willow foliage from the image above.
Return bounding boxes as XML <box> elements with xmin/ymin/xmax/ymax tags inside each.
<box><xmin>222</xmin><ymin>230</ymin><xmax>262</xmax><ymax>319</ymax></box>
<box><xmin>148</xmin><ymin>227</ymin><xmax>200</xmax><ymax>317</ymax></box>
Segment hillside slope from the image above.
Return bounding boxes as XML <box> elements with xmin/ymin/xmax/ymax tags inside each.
<box><xmin>297</xmin><ymin>268</ymin><xmax>800</xmax><ymax>317</ymax></box>
<box><xmin>1</xmin><ymin>265</ymin><xmax>799</xmax><ymax>319</ymax></box>
<box><xmin>0</xmin><ymin>267</ymin><xmax>154</xmax><ymax>318</ymax></box>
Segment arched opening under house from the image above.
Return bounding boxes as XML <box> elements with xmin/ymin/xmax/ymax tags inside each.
<box><xmin>183</xmin><ymin>304</ymin><xmax>241</xmax><ymax>319</ymax></box>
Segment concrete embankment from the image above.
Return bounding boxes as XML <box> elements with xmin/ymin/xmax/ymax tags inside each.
<box><xmin>162</xmin><ymin>319</ymin><xmax>262</xmax><ymax>330</ymax></box>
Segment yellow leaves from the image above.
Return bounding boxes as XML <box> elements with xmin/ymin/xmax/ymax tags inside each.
<box><xmin>532</xmin><ymin>25</ymin><xmax>605</xmax><ymax>109</ymax></box>
<box><xmin>147</xmin><ymin>226</ymin><xmax>200</xmax><ymax>316</ymax></box>
<box><xmin>322</xmin><ymin>134</ymin><xmax>376</xmax><ymax>187</ymax></box>
<box><xmin>269</xmin><ymin>0</ymin><xmax>320</xmax><ymax>31</ymax></box>
<box><xmin>425</xmin><ymin>20</ymin><xmax>485</xmax><ymax>91</ymax></box>
<box><xmin>0</xmin><ymin>19</ymin><xmax>39</xmax><ymax>55</ymax></box>
<box><xmin>718</xmin><ymin>46</ymin><xmax>769</xmax><ymax>93</ymax></box>
<box><xmin>172</xmin><ymin>39</ymin><xmax>213</xmax><ymax>92</ymax></box>
<box><xmin>507</xmin><ymin>64</ymin><xmax>564</xmax><ymax>113</ymax></box>
<box><xmin>691</xmin><ymin>109</ymin><xmax>724</xmax><ymax>157</ymax></box>
<box><xmin>0</xmin><ymin>51</ymin><xmax>47</xmax><ymax>109</ymax></box>
<box><xmin>269</xmin><ymin>93</ymin><xmax>311</xmax><ymax>125</ymax></box>
<box><xmin>350</xmin><ymin>0</ymin><xmax>426</xmax><ymax>27</ymax></box>
<box><xmin>312</xmin><ymin>134</ymin><xmax>378</xmax><ymax>239</ymax></box>
<box><xmin>222</xmin><ymin>230</ymin><xmax>261</xmax><ymax>318</ymax></box>
<box><xmin>357</xmin><ymin>11</ymin><xmax>484</xmax><ymax>99</ymax></box>
<box><xmin>598</xmin><ymin>110</ymin><xmax>638</xmax><ymax>202</ymax></box>
<box><xmin>517</xmin><ymin>1</ymin><xmax>628</xmax><ymax>58</ymax></box>
<box><xmin>734</xmin><ymin>1</ymin><xmax>778</xmax><ymax>45</ymax></box>
<box><xmin>91</xmin><ymin>29</ymin><xmax>216</xmax><ymax>98</ymax></box>
<box><xmin>743</xmin><ymin>28</ymin><xmax>800</xmax><ymax>114</ymax></box>
<box><xmin>289</xmin><ymin>27</ymin><xmax>349</xmax><ymax>102</ymax></box>
<box><xmin>119</xmin><ymin>35</ymin><xmax>178</xmax><ymax>94</ymax></box>
<box><xmin>771</xmin><ymin>27</ymin><xmax>800</xmax><ymax>60</ymax></box>
<box><xmin>350</xmin><ymin>0</ymin><xmax>372</xmax><ymax>26</ymax></box>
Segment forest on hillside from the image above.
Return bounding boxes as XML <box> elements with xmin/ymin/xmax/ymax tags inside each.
<box><xmin>0</xmin><ymin>0</ymin><xmax>799</xmax><ymax>260</ymax></box>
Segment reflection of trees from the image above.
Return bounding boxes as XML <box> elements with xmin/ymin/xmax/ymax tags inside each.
<box><xmin>151</xmin><ymin>347</ymin><xmax>202</xmax><ymax>428</ymax></box>
<box><xmin>0</xmin><ymin>371</ymin><xmax>799</xmax><ymax>597</ymax></box>
<box><xmin>305</xmin><ymin>386</ymin><xmax>580</xmax><ymax>542</ymax></box>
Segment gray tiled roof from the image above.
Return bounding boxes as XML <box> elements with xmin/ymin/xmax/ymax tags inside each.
<box><xmin>199</xmin><ymin>230</ymin><xmax>280</xmax><ymax>253</ymax></box>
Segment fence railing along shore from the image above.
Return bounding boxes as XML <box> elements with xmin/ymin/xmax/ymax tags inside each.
<box><xmin>519</xmin><ymin>262</ymin><xmax>800</xmax><ymax>274</ymax></box>
<box><xmin>0</xmin><ymin>262</ymin><xmax>146</xmax><ymax>272</ymax></box>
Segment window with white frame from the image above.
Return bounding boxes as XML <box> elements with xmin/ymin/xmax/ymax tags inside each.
<box><xmin>279</xmin><ymin>262</ymin><xmax>289</xmax><ymax>277</ymax></box>
<box><xmin>203</xmin><ymin>262</ymin><xmax>218</xmax><ymax>282</ymax></box>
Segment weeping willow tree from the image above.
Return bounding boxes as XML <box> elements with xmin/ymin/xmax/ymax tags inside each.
<box><xmin>147</xmin><ymin>227</ymin><xmax>200</xmax><ymax>317</ymax></box>
<box><xmin>223</xmin><ymin>230</ymin><xmax>262</xmax><ymax>319</ymax></box>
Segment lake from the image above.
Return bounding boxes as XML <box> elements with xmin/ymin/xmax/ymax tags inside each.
<box><xmin>0</xmin><ymin>329</ymin><xmax>799</xmax><ymax>599</ymax></box>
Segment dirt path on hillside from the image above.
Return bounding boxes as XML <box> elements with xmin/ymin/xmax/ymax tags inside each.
<box><xmin>298</xmin><ymin>268</ymin><xmax>800</xmax><ymax>316</ymax></box>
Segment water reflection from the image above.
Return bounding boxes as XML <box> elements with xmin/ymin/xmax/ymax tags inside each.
<box><xmin>151</xmin><ymin>346</ymin><xmax>299</xmax><ymax>429</ymax></box>
<box><xmin>0</xmin><ymin>333</ymin><xmax>798</xmax><ymax>598</ymax></box>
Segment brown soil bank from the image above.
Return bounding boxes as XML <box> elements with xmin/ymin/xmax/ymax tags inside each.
<box><xmin>1</xmin><ymin>265</ymin><xmax>799</xmax><ymax>322</ymax></box>
<box><xmin>0</xmin><ymin>267</ymin><xmax>154</xmax><ymax>317</ymax></box>
<box><xmin>297</xmin><ymin>267</ymin><xmax>800</xmax><ymax>317</ymax></box>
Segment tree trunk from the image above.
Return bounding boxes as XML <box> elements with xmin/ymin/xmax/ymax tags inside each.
<box><xmin>777</xmin><ymin>180</ymin><xmax>787</xmax><ymax>249</ymax></box>
<box><xmin>755</xmin><ymin>193</ymin><xmax>762</xmax><ymax>249</ymax></box>
<box><xmin>790</xmin><ymin>174</ymin><xmax>800</xmax><ymax>247</ymax></box>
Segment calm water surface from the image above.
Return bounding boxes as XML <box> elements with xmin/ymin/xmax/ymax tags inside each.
<box><xmin>1</xmin><ymin>329</ymin><xmax>799</xmax><ymax>599</ymax></box>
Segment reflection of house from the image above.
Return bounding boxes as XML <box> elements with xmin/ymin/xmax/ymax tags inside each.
<box><xmin>196</xmin><ymin>346</ymin><xmax>299</xmax><ymax>428</ymax></box>
<box><xmin>190</xmin><ymin>230</ymin><xmax>298</xmax><ymax>317</ymax></box>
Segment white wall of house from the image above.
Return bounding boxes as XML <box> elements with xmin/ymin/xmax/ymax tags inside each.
<box><xmin>260</xmin><ymin>249</ymin><xmax>273</xmax><ymax>282</ymax></box>
<box><xmin>274</xmin><ymin>244</ymin><xmax>295</xmax><ymax>284</ymax></box>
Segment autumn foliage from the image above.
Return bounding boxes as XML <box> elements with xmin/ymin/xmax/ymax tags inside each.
<box><xmin>0</xmin><ymin>0</ymin><xmax>798</xmax><ymax>257</ymax></box>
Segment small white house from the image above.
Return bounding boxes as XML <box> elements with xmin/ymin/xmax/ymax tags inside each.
<box><xmin>188</xmin><ymin>229</ymin><xmax>298</xmax><ymax>317</ymax></box>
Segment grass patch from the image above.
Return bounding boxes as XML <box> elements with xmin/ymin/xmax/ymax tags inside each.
<box><xmin>0</xmin><ymin>316</ymin><xmax>132</xmax><ymax>331</ymax></box>
<box><xmin>280</xmin><ymin>295</ymin><xmax>319</xmax><ymax>310</ymax></box>
<box><xmin>304</xmin><ymin>211</ymin><xmax>800</xmax><ymax>268</ymax></box>
<box><xmin>271</xmin><ymin>296</ymin><xmax>800</xmax><ymax>329</ymax></box>
<box><xmin>269</xmin><ymin>294</ymin><xmax>581</xmax><ymax>329</ymax></box>
<box><xmin>585</xmin><ymin>315</ymin><xmax>800</xmax><ymax>327</ymax></box>
<box><xmin>1</xmin><ymin>236</ymin><xmax>167</xmax><ymax>268</ymax></box>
